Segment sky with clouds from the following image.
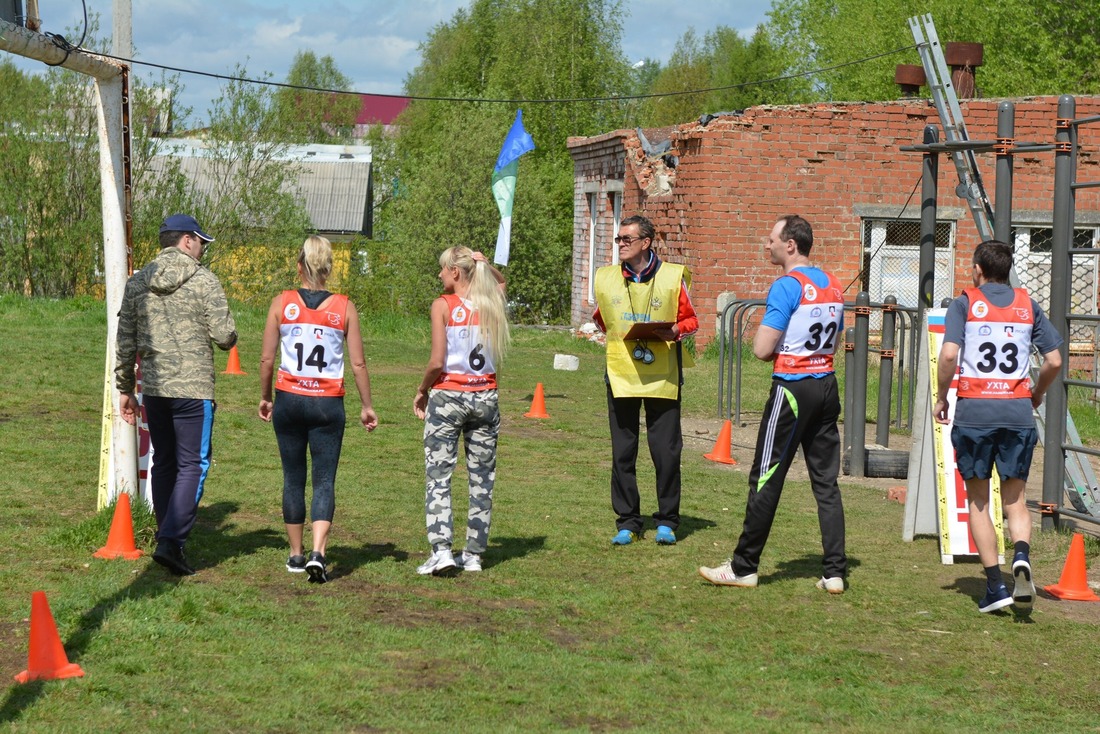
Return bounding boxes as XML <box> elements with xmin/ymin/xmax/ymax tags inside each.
<box><xmin>5</xmin><ymin>0</ymin><xmax>772</xmax><ymax>125</ymax></box>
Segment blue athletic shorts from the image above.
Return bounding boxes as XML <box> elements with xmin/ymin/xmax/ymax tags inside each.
<box><xmin>950</xmin><ymin>424</ymin><xmax>1038</xmax><ymax>481</ymax></box>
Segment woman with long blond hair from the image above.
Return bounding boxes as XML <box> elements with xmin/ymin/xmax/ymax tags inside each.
<box><xmin>413</xmin><ymin>246</ymin><xmax>508</xmax><ymax>575</ymax></box>
<box><xmin>259</xmin><ymin>235</ymin><xmax>378</xmax><ymax>583</ymax></box>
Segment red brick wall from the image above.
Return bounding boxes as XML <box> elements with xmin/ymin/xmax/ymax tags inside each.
<box><xmin>568</xmin><ymin>97</ymin><xmax>1100</xmax><ymax>347</ymax></box>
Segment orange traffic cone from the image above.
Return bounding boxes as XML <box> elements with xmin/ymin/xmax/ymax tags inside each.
<box><xmin>1044</xmin><ymin>533</ymin><xmax>1100</xmax><ymax>601</ymax></box>
<box><xmin>14</xmin><ymin>592</ymin><xmax>84</xmax><ymax>683</ymax></box>
<box><xmin>222</xmin><ymin>345</ymin><xmax>246</xmax><ymax>375</ymax></box>
<box><xmin>524</xmin><ymin>383</ymin><xmax>550</xmax><ymax>419</ymax></box>
<box><xmin>93</xmin><ymin>492</ymin><xmax>144</xmax><ymax>560</ymax></box>
<box><xmin>704</xmin><ymin>419</ymin><xmax>738</xmax><ymax>465</ymax></box>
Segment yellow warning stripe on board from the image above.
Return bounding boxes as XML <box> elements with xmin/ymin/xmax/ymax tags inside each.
<box><xmin>97</xmin><ymin>345</ymin><xmax>112</xmax><ymax>511</ymax></box>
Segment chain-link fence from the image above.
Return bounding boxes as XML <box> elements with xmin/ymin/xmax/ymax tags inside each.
<box><xmin>1012</xmin><ymin>226</ymin><xmax>1098</xmax><ymax>349</ymax></box>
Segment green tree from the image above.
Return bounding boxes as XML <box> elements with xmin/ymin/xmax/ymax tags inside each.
<box><xmin>0</xmin><ymin>57</ymin><xmax>101</xmax><ymax>297</ymax></box>
<box><xmin>642</xmin><ymin>25</ymin><xmax>808</xmax><ymax>126</ymax></box>
<box><xmin>271</xmin><ymin>51</ymin><xmax>361</xmax><ymax>144</ymax></box>
<box><xmin>134</xmin><ymin>65</ymin><xmax>313</xmax><ymax>302</ymax></box>
<box><xmin>368</xmin><ymin>0</ymin><xmax>630</xmax><ymax>323</ymax></box>
<box><xmin>0</xmin><ymin>42</ymin><xmax>313</xmax><ymax>302</ymax></box>
<box><xmin>766</xmin><ymin>0</ymin><xmax>1100</xmax><ymax>102</ymax></box>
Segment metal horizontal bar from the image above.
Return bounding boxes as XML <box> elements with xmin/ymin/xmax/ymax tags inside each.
<box><xmin>1063</xmin><ymin>442</ymin><xmax>1100</xmax><ymax>459</ymax></box>
<box><xmin>901</xmin><ymin>142</ymin><xmax>1053</xmax><ymax>155</ymax></box>
<box><xmin>1072</xmin><ymin>181</ymin><xmax>1100</xmax><ymax>190</ymax></box>
<box><xmin>1069</xmin><ymin>114</ymin><xmax>1100</xmax><ymax>127</ymax></box>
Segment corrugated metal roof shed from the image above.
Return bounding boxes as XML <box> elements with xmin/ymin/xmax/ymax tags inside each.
<box><xmin>148</xmin><ymin>139</ymin><xmax>373</xmax><ymax>235</ymax></box>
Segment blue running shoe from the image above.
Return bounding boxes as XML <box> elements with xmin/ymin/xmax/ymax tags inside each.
<box><xmin>611</xmin><ymin>529</ymin><xmax>636</xmax><ymax>545</ymax></box>
<box><xmin>654</xmin><ymin>525</ymin><xmax>676</xmax><ymax>545</ymax></box>
<box><xmin>978</xmin><ymin>583</ymin><xmax>1013</xmax><ymax>613</ymax></box>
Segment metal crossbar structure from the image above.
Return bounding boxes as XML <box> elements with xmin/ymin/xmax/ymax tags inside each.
<box><xmin>1043</xmin><ymin>96</ymin><xmax>1100</xmax><ymax>523</ymax></box>
<box><xmin>907</xmin><ymin>15</ymin><xmax>1100</xmax><ymax>525</ymax></box>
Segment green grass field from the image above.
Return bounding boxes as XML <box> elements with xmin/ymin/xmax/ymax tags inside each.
<box><xmin>1</xmin><ymin>295</ymin><xmax>1098</xmax><ymax>733</ymax></box>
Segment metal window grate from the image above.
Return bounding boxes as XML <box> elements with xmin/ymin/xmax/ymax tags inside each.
<box><xmin>1012</xmin><ymin>226</ymin><xmax>1098</xmax><ymax>348</ymax></box>
<box><xmin>862</xmin><ymin>219</ymin><xmax>954</xmax><ymax>329</ymax></box>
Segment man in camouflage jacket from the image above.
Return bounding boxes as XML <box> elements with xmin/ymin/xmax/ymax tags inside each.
<box><xmin>115</xmin><ymin>214</ymin><xmax>237</xmax><ymax>575</ymax></box>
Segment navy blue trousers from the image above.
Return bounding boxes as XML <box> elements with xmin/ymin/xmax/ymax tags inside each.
<box><xmin>144</xmin><ymin>396</ymin><xmax>215</xmax><ymax>546</ymax></box>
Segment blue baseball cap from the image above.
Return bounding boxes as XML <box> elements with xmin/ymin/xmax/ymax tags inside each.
<box><xmin>159</xmin><ymin>214</ymin><xmax>214</xmax><ymax>242</ymax></box>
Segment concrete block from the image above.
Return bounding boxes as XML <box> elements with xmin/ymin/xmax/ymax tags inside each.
<box><xmin>554</xmin><ymin>354</ymin><xmax>580</xmax><ymax>371</ymax></box>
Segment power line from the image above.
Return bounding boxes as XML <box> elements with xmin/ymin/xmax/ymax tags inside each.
<box><xmin>47</xmin><ymin>39</ymin><xmax>917</xmax><ymax>105</ymax></box>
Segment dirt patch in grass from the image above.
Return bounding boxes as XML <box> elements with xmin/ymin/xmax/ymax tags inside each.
<box><xmin>1033</xmin><ymin>593</ymin><xmax>1100</xmax><ymax>624</ymax></box>
<box><xmin>0</xmin><ymin>621</ymin><xmax>28</xmax><ymax>680</ymax></box>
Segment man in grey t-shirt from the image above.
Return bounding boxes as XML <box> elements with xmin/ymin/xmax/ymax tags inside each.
<box><xmin>934</xmin><ymin>240</ymin><xmax>1062</xmax><ymax>614</ymax></box>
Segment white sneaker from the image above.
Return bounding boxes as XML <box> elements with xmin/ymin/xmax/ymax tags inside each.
<box><xmin>816</xmin><ymin>576</ymin><xmax>845</xmax><ymax>594</ymax></box>
<box><xmin>416</xmin><ymin>549</ymin><xmax>457</xmax><ymax>576</ymax></box>
<box><xmin>459</xmin><ymin>551</ymin><xmax>482</xmax><ymax>572</ymax></box>
<box><xmin>698</xmin><ymin>560</ymin><xmax>758</xmax><ymax>587</ymax></box>
<box><xmin>1011</xmin><ymin>557</ymin><xmax>1034</xmax><ymax>612</ymax></box>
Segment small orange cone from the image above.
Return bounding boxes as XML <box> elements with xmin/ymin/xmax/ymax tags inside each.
<box><xmin>1044</xmin><ymin>533</ymin><xmax>1100</xmax><ymax>601</ymax></box>
<box><xmin>222</xmin><ymin>345</ymin><xmax>246</xmax><ymax>375</ymax></box>
<box><xmin>14</xmin><ymin>592</ymin><xmax>85</xmax><ymax>683</ymax></box>
<box><xmin>524</xmin><ymin>383</ymin><xmax>549</xmax><ymax>419</ymax></box>
<box><xmin>93</xmin><ymin>492</ymin><xmax>144</xmax><ymax>560</ymax></box>
<box><xmin>704</xmin><ymin>419</ymin><xmax>738</xmax><ymax>465</ymax></box>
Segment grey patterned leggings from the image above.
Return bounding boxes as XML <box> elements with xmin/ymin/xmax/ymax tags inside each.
<box><xmin>423</xmin><ymin>389</ymin><xmax>499</xmax><ymax>554</ymax></box>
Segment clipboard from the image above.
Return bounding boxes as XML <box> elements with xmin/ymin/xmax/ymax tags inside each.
<box><xmin>623</xmin><ymin>321</ymin><xmax>674</xmax><ymax>340</ymax></box>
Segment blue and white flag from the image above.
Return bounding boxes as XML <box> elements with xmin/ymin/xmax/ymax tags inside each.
<box><xmin>491</xmin><ymin>109</ymin><xmax>535</xmax><ymax>266</ymax></box>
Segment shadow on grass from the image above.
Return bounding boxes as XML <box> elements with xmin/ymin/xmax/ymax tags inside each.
<box><xmin>486</xmin><ymin>535</ymin><xmax>548</xmax><ymax>569</ymax></box>
<box><xmin>944</xmin><ymin>575</ymin><xmax>1036</xmax><ymax>623</ymax></box>
<box><xmin>769</xmin><ymin>554</ymin><xmax>863</xmax><ymax>585</ymax></box>
<box><xmin>187</xmin><ymin>501</ymin><xmax>285</xmax><ymax>571</ymax></box>
<box><xmin>328</xmin><ymin>542</ymin><xmax>410</xmax><ymax>581</ymax></box>
<box><xmin>1</xmin><ymin>501</ymin><xmax>286</xmax><ymax>724</ymax></box>
<box><xmin>670</xmin><ymin>514</ymin><xmax>716</xmax><ymax>542</ymax></box>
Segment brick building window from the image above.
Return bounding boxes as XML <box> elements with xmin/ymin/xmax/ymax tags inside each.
<box><xmin>608</xmin><ymin>190</ymin><xmax>622</xmax><ymax>266</ymax></box>
<box><xmin>1012</xmin><ymin>225</ymin><xmax>1098</xmax><ymax>348</ymax></box>
<box><xmin>586</xmin><ymin>192</ymin><xmax>598</xmax><ymax>304</ymax></box>
<box><xmin>862</xmin><ymin>219</ymin><xmax>955</xmax><ymax>327</ymax></box>
<box><xmin>584</xmin><ymin>189</ymin><xmax>623</xmax><ymax>305</ymax></box>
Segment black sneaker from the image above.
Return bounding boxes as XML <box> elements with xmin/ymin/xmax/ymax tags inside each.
<box><xmin>305</xmin><ymin>551</ymin><xmax>328</xmax><ymax>584</ymax></box>
<box><xmin>153</xmin><ymin>539</ymin><xmax>195</xmax><ymax>576</ymax></box>
<box><xmin>286</xmin><ymin>554</ymin><xmax>307</xmax><ymax>573</ymax></box>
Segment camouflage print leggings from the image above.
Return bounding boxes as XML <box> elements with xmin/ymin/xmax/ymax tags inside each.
<box><xmin>423</xmin><ymin>389</ymin><xmax>499</xmax><ymax>554</ymax></box>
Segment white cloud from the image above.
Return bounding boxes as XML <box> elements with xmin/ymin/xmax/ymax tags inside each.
<box><xmin>252</xmin><ymin>17</ymin><xmax>304</xmax><ymax>46</ymax></box>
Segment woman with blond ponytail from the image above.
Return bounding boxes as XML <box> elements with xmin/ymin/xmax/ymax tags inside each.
<box><xmin>413</xmin><ymin>247</ymin><xmax>508</xmax><ymax>576</ymax></box>
<box><xmin>259</xmin><ymin>235</ymin><xmax>379</xmax><ymax>584</ymax></box>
